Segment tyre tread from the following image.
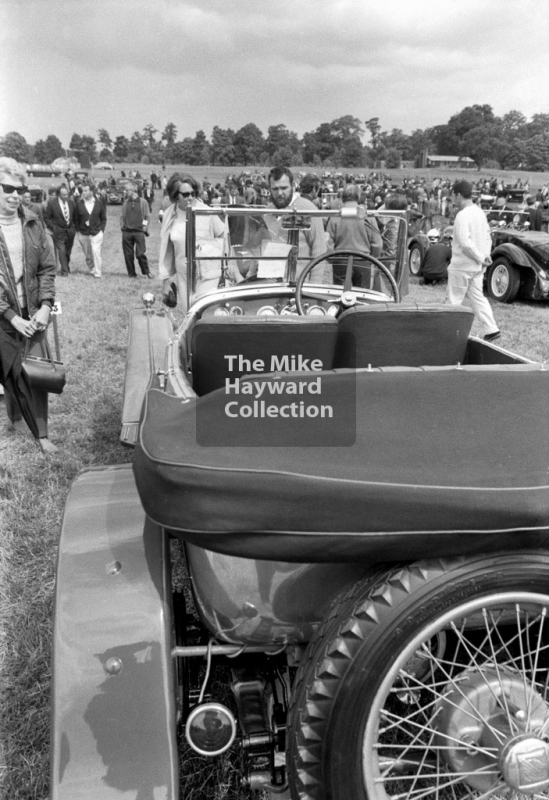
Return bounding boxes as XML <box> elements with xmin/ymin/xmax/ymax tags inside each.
<box><xmin>287</xmin><ymin>553</ymin><xmax>549</xmax><ymax>800</ymax></box>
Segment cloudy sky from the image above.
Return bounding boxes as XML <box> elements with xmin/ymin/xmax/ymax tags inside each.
<box><xmin>1</xmin><ymin>0</ymin><xmax>548</xmax><ymax>149</ymax></box>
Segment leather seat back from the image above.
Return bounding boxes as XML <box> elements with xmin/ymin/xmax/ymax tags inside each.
<box><xmin>191</xmin><ymin>315</ymin><xmax>339</xmax><ymax>395</ymax></box>
<box><xmin>334</xmin><ymin>303</ymin><xmax>474</xmax><ymax>368</ymax></box>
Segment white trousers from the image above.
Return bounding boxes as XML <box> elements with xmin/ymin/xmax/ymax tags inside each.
<box><xmin>446</xmin><ymin>268</ymin><xmax>499</xmax><ymax>335</ymax></box>
<box><xmin>78</xmin><ymin>231</ymin><xmax>103</xmax><ymax>277</ymax></box>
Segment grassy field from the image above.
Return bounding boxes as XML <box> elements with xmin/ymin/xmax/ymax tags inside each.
<box><xmin>41</xmin><ymin>162</ymin><xmax>549</xmax><ymax>192</ymax></box>
<box><xmin>1</xmin><ymin>185</ymin><xmax>549</xmax><ymax>799</ymax></box>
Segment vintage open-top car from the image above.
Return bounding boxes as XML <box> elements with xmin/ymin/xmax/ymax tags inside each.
<box><xmin>52</xmin><ymin>205</ymin><xmax>549</xmax><ymax>800</ymax></box>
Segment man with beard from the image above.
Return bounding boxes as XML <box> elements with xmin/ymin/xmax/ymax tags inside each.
<box><xmin>266</xmin><ymin>166</ymin><xmax>329</xmax><ymax>282</ymax></box>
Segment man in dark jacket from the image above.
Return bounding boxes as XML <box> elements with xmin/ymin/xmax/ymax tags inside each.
<box><xmin>74</xmin><ymin>182</ymin><xmax>107</xmax><ymax>278</ymax></box>
<box><xmin>142</xmin><ymin>180</ymin><xmax>155</xmax><ymax>212</ymax></box>
<box><xmin>120</xmin><ymin>184</ymin><xmax>151</xmax><ymax>277</ymax></box>
<box><xmin>419</xmin><ymin>228</ymin><xmax>452</xmax><ymax>284</ymax></box>
<box><xmin>0</xmin><ymin>157</ymin><xmax>57</xmax><ymax>450</ymax></box>
<box><xmin>44</xmin><ymin>185</ymin><xmax>76</xmax><ymax>276</ymax></box>
<box><xmin>525</xmin><ymin>196</ymin><xmax>543</xmax><ymax>232</ymax></box>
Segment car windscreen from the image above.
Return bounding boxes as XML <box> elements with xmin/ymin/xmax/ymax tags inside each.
<box><xmin>185</xmin><ymin>206</ymin><xmax>407</xmax><ymax>305</ymax></box>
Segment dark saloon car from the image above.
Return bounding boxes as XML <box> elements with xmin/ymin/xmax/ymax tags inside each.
<box><xmin>487</xmin><ymin>228</ymin><xmax>549</xmax><ymax>302</ymax></box>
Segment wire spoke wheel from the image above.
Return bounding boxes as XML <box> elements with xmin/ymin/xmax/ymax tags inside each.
<box><xmin>287</xmin><ymin>555</ymin><xmax>549</xmax><ymax>800</ymax></box>
<box><xmin>367</xmin><ymin>593</ymin><xmax>549</xmax><ymax>800</ymax></box>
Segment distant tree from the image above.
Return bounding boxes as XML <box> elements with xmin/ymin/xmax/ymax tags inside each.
<box><xmin>461</xmin><ymin>123</ymin><xmax>503</xmax><ymax>169</ymax></box>
<box><xmin>211</xmin><ymin>126</ymin><xmax>236</xmax><ymax>165</ymax></box>
<box><xmin>33</xmin><ymin>140</ymin><xmax>48</xmax><ymax>164</ymax></box>
<box><xmin>429</xmin><ymin>124</ymin><xmax>460</xmax><ymax>156</ymax></box>
<box><xmin>330</xmin><ymin>115</ymin><xmax>365</xmax><ymax>166</ymax></box>
<box><xmin>523</xmin><ymin>134</ymin><xmax>549</xmax><ymax>171</ymax></box>
<box><xmin>314</xmin><ymin>123</ymin><xmax>338</xmax><ymax>162</ymax></box>
<box><xmin>447</xmin><ymin>104</ymin><xmax>496</xmax><ymax>140</ymax></box>
<box><xmin>526</xmin><ymin>114</ymin><xmax>549</xmax><ymax>139</ymax></box>
<box><xmin>0</xmin><ymin>131</ymin><xmax>29</xmax><ymax>162</ymax></box>
<box><xmin>97</xmin><ymin>128</ymin><xmax>113</xmax><ymax>151</ymax></box>
<box><xmin>69</xmin><ymin>133</ymin><xmax>97</xmax><ymax>160</ymax></box>
<box><xmin>192</xmin><ymin>130</ymin><xmax>210</xmax><ymax>165</ymax></box>
<box><xmin>271</xmin><ymin>145</ymin><xmax>295</xmax><ymax>166</ymax></box>
<box><xmin>365</xmin><ymin>117</ymin><xmax>381</xmax><ymax>148</ymax></box>
<box><xmin>384</xmin><ymin>147</ymin><xmax>402</xmax><ymax>169</ymax></box>
<box><xmin>129</xmin><ymin>131</ymin><xmax>146</xmax><ymax>161</ymax></box>
<box><xmin>301</xmin><ymin>130</ymin><xmax>320</xmax><ymax>164</ymax></box>
<box><xmin>33</xmin><ymin>134</ymin><xmax>64</xmax><ymax>164</ymax></box>
<box><xmin>364</xmin><ymin>117</ymin><xmax>385</xmax><ymax>162</ymax></box>
<box><xmin>172</xmin><ymin>138</ymin><xmax>194</xmax><ymax>164</ymax></box>
<box><xmin>407</xmin><ymin>128</ymin><xmax>434</xmax><ymax>160</ymax></box>
<box><xmin>341</xmin><ymin>138</ymin><xmax>365</xmax><ymax>167</ymax></box>
<box><xmin>266</xmin><ymin>124</ymin><xmax>291</xmax><ymax>157</ymax></box>
<box><xmin>142</xmin><ymin>124</ymin><xmax>158</xmax><ymax>146</ymax></box>
<box><xmin>233</xmin><ymin>123</ymin><xmax>265</xmax><ymax>165</ymax></box>
<box><xmin>113</xmin><ymin>135</ymin><xmax>130</xmax><ymax>161</ymax></box>
<box><xmin>161</xmin><ymin>123</ymin><xmax>178</xmax><ymax>147</ymax></box>
<box><xmin>501</xmin><ymin>110</ymin><xmax>527</xmax><ymax>138</ymax></box>
<box><xmin>379</xmin><ymin>128</ymin><xmax>411</xmax><ymax>160</ymax></box>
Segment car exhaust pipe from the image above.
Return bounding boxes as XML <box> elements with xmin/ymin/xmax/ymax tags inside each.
<box><xmin>185</xmin><ymin>702</ymin><xmax>237</xmax><ymax>756</ymax></box>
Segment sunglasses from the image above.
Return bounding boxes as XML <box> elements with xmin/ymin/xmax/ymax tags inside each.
<box><xmin>178</xmin><ymin>191</ymin><xmax>194</xmax><ymax>198</ymax></box>
<box><xmin>1</xmin><ymin>183</ymin><xmax>27</xmax><ymax>196</ymax></box>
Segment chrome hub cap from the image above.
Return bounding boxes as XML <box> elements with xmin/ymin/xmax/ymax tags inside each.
<box><xmin>500</xmin><ymin>734</ymin><xmax>549</xmax><ymax>793</ymax></box>
<box><xmin>492</xmin><ymin>265</ymin><xmax>509</xmax><ymax>296</ymax></box>
<box><xmin>436</xmin><ymin>669</ymin><xmax>549</xmax><ymax>792</ymax></box>
<box><xmin>365</xmin><ymin>593</ymin><xmax>549</xmax><ymax>800</ymax></box>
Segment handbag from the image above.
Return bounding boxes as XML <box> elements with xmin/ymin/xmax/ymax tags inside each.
<box><xmin>22</xmin><ymin>315</ymin><xmax>66</xmax><ymax>394</ymax></box>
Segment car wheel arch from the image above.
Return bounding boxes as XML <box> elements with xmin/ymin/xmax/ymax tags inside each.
<box><xmin>491</xmin><ymin>243</ymin><xmax>537</xmax><ymax>271</ymax></box>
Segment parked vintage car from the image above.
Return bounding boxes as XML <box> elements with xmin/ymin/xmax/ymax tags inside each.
<box><xmin>95</xmin><ymin>161</ymin><xmax>114</xmax><ymax>170</ymax></box>
<box><xmin>106</xmin><ymin>177</ymin><xmax>144</xmax><ymax>204</ymax></box>
<box><xmin>26</xmin><ymin>163</ymin><xmax>63</xmax><ymax>178</ymax></box>
<box><xmin>503</xmin><ymin>186</ymin><xmax>526</xmax><ymax>210</ymax></box>
<box><xmin>487</xmin><ymin>227</ymin><xmax>549</xmax><ymax>302</ymax></box>
<box><xmin>105</xmin><ymin>178</ymin><xmax>130</xmax><ymax>204</ymax></box>
<box><xmin>51</xmin><ymin>205</ymin><xmax>549</xmax><ymax>800</ymax></box>
<box><xmin>487</xmin><ymin>208</ymin><xmax>530</xmax><ymax>230</ymax></box>
<box><xmin>28</xmin><ymin>183</ymin><xmax>44</xmax><ymax>203</ymax></box>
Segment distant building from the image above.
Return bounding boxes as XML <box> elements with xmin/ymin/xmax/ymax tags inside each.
<box><xmin>418</xmin><ymin>150</ymin><xmax>476</xmax><ymax>169</ymax></box>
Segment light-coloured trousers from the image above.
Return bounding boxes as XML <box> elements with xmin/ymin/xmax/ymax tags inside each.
<box><xmin>446</xmin><ymin>268</ymin><xmax>499</xmax><ymax>335</ymax></box>
<box><xmin>78</xmin><ymin>231</ymin><xmax>103</xmax><ymax>277</ymax></box>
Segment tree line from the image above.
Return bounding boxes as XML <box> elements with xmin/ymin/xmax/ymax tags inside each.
<box><xmin>1</xmin><ymin>105</ymin><xmax>548</xmax><ymax>171</ymax></box>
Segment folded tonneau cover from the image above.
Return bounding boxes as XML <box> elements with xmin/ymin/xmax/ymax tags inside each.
<box><xmin>133</xmin><ymin>366</ymin><xmax>549</xmax><ymax>562</ymax></box>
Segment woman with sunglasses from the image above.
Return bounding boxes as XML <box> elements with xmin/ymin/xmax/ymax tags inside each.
<box><xmin>158</xmin><ymin>173</ymin><xmax>224</xmax><ymax>313</ymax></box>
<box><xmin>0</xmin><ymin>157</ymin><xmax>57</xmax><ymax>450</ymax></box>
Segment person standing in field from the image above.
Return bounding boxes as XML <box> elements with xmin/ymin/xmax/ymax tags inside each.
<box><xmin>0</xmin><ymin>156</ymin><xmax>57</xmax><ymax>451</ymax></box>
<box><xmin>525</xmin><ymin>196</ymin><xmax>543</xmax><ymax>231</ymax></box>
<box><xmin>120</xmin><ymin>183</ymin><xmax>151</xmax><ymax>278</ymax></box>
<box><xmin>446</xmin><ymin>180</ymin><xmax>500</xmax><ymax>342</ymax></box>
<box><xmin>266</xmin><ymin>166</ymin><xmax>329</xmax><ymax>281</ymax></box>
<box><xmin>74</xmin><ymin>182</ymin><xmax>107</xmax><ymax>279</ymax></box>
<box><xmin>142</xmin><ymin>180</ymin><xmax>155</xmax><ymax>213</ymax></box>
<box><xmin>43</xmin><ymin>185</ymin><xmax>77</xmax><ymax>277</ymax></box>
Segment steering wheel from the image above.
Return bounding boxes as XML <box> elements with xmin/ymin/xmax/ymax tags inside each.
<box><xmin>294</xmin><ymin>249</ymin><xmax>400</xmax><ymax>315</ymax></box>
